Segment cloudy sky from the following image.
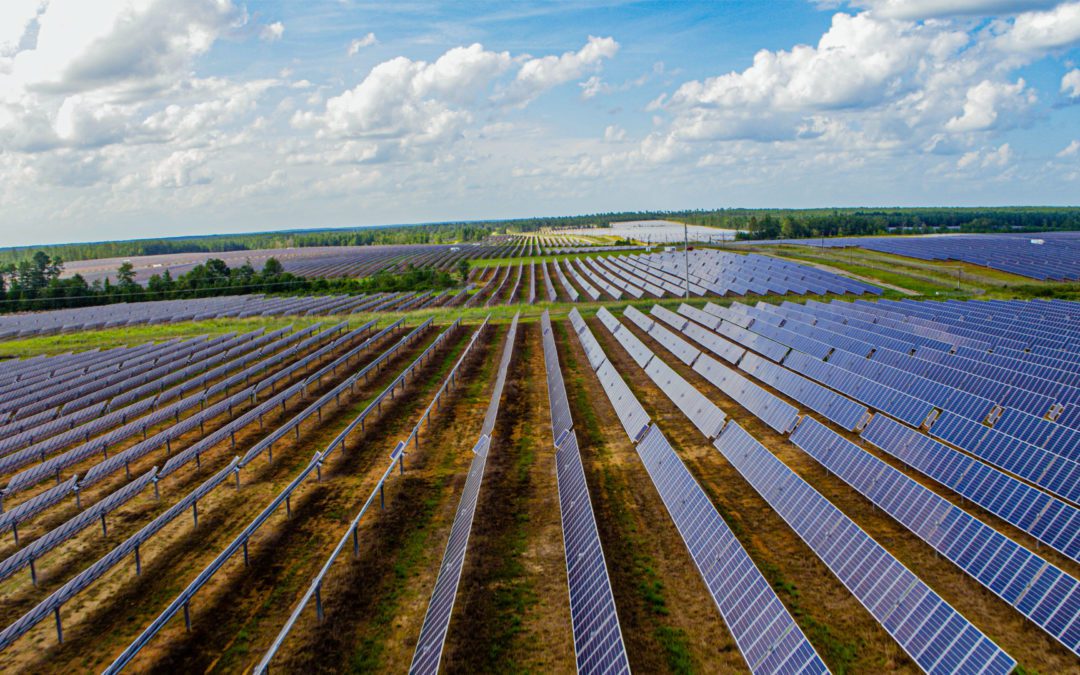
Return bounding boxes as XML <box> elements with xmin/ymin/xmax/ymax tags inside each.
<box><xmin>1</xmin><ymin>0</ymin><xmax>1079</xmax><ymax>246</ymax></box>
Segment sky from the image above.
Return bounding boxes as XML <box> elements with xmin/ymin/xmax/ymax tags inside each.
<box><xmin>1</xmin><ymin>1</ymin><xmax>1079</xmax><ymax>247</ymax></box>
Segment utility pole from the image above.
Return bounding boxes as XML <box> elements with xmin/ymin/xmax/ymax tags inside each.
<box><xmin>684</xmin><ymin>222</ymin><xmax>691</xmax><ymax>300</ymax></box>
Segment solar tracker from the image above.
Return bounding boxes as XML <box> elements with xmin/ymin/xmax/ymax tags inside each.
<box><xmin>792</xmin><ymin>417</ymin><xmax>1080</xmax><ymax>654</ymax></box>
<box><xmin>540</xmin><ymin>315</ymin><xmax>630</xmax><ymax>674</ymax></box>
<box><xmin>713</xmin><ymin>422</ymin><xmax>1016</xmax><ymax>675</ymax></box>
<box><xmin>693</xmin><ymin>354</ymin><xmax>798</xmax><ymax>434</ymax></box>
<box><xmin>541</xmin><ymin>312</ymin><xmax>574</xmax><ymax>441</ymax></box>
<box><xmin>410</xmin><ymin>435</ymin><xmax>491</xmax><ymax>674</ymax></box>
<box><xmin>635</xmin><ymin>425</ymin><xmax>829</xmax><ymax>674</ymax></box>
<box><xmin>861</xmin><ymin>414</ymin><xmax>1080</xmax><ymax>563</ymax></box>
<box><xmin>929</xmin><ymin>411</ymin><xmax>1080</xmax><ymax>504</ymax></box>
<box><xmin>568</xmin><ymin>309</ymin><xmax>607</xmax><ymax>372</ymax></box>
<box><xmin>739</xmin><ymin>352</ymin><xmax>870</xmax><ymax>431</ymax></box>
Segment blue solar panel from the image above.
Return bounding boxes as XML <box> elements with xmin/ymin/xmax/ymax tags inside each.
<box><xmin>541</xmin><ymin>310</ymin><xmax>630</xmax><ymax>674</ymax></box>
<box><xmin>929</xmin><ymin>411</ymin><xmax>1080</xmax><ymax>504</ymax></box>
<box><xmin>792</xmin><ymin>417</ymin><xmax>1080</xmax><ymax>656</ymax></box>
<box><xmin>636</xmin><ymin>425</ymin><xmax>828</xmax><ymax>674</ymax></box>
<box><xmin>860</xmin><ymin>415</ymin><xmax>1080</xmax><ymax>564</ymax></box>
<box><xmin>713</xmin><ymin>422</ymin><xmax>1016</xmax><ymax>675</ymax></box>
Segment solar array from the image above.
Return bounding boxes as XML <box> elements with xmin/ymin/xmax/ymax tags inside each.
<box><xmin>411</xmin><ymin>312</ymin><xmax>520</xmax><ymax>674</ymax></box>
<box><xmin>668</xmin><ymin>297</ymin><xmax>1080</xmax><ymax>564</ymax></box>
<box><xmin>0</xmin><ymin>291</ymin><xmax>452</xmax><ymax>340</ymax></box>
<box><xmin>758</xmin><ymin>232</ymin><xmax>1080</xmax><ymax>281</ymax></box>
<box><xmin>791</xmin><ymin>417</ymin><xmax>1080</xmax><ymax>655</ymax></box>
<box><xmin>540</xmin><ymin>311</ymin><xmax>629</xmax><ymax>674</ymax></box>
<box><xmin>251</xmin><ymin>317</ymin><xmax>490</xmax><ymax>674</ymax></box>
<box><xmin>0</xmin><ymin>318</ymin><xmax>442</xmax><ymax>653</ymax></box>
<box><xmin>575</xmin><ymin>309</ymin><xmax>828</xmax><ymax>674</ymax></box>
<box><xmin>714</xmin><ymin>422</ymin><xmax>1016</xmax><ymax>675</ymax></box>
<box><xmin>605</xmin><ymin>304</ymin><xmax>1022</xmax><ymax>674</ymax></box>
<box><xmin>62</xmin><ymin>236</ymin><xmax>647</xmax><ymax>287</ymax></box>
<box><xmin>534</xmin><ymin>249</ymin><xmax>879</xmax><ymax>303</ymax></box>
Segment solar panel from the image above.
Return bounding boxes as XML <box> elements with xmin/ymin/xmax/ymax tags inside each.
<box><xmin>541</xmin><ymin>312</ymin><xmax>574</xmax><ymax>440</ymax></box>
<box><xmin>860</xmin><ymin>415</ymin><xmax>1080</xmax><ymax>563</ymax></box>
<box><xmin>635</xmin><ymin>425</ymin><xmax>828</xmax><ymax>674</ymax></box>
<box><xmin>568</xmin><ymin>309</ymin><xmax>606</xmax><ymax>371</ymax></box>
<box><xmin>410</xmin><ymin>435</ymin><xmax>491</xmax><ymax>674</ymax></box>
<box><xmin>929</xmin><ymin>411</ymin><xmax>1080</xmax><ymax>504</ymax></box>
<box><xmin>739</xmin><ymin>352</ymin><xmax>870</xmax><ymax>431</ymax></box>
<box><xmin>714</xmin><ymin>422</ymin><xmax>1016</xmax><ymax>675</ymax></box>
<box><xmin>791</xmin><ymin>417</ymin><xmax>1080</xmax><ymax>655</ymax></box>
<box><xmin>693</xmin><ymin>355</ymin><xmax>798</xmax><ymax>434</ymax></box>
<box><xmin>553</xmin><ymin>427</ymin><xmax>629</xmax><ymax>673</ymax></box>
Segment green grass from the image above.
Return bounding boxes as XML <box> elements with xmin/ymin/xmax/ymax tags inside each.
<box><xmin>761</xmin><ymin>562</ymin><xmax>861</xmax><ymax>674</ymax></box>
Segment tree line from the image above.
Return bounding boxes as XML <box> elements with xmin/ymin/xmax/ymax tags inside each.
<box><xmin>4</xmin><ymin>207</ymin><xmax>1078</xmax><ymax>267</ymax></box>
<box><xmin>0</xmin><ymin>253</ymin><xmax>466</xmax><ymax>314</ymax></box>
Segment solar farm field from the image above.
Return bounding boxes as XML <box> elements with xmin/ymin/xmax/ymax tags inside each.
<box><xmin>0</xmin><ymin>241</ymin><xmax>1079</xmax><ymax>675</ymax></box>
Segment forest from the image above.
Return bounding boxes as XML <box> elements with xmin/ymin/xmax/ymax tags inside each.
<box><xmin>0</xmin><ymin>252</ymin><xmax>462</xmax><ymax>313</ymax></box>
<box><xmin>3</xmin><ymin>207</ymin><xmax>1078</xmax><ymax>266</ymax></box>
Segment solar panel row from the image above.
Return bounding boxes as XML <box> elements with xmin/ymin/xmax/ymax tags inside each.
<box><xmin>714</xmin><ymin>422</ymin><xmax>1016</xmax><ymax>675</ymax></box>
<box><xmin>577</xmin><ymin>312</ymin><xmax>827</xmax><ymax>674</ymax></box>
<box><xmin>791</xmin><ymin>417</ymin><xmax>1080</xmax><ymax>655</ymax></box>
<box><xmin>412</xmin><ymin>313</ymin><xmax>520</xmax><ymax>674</ymax></box>
<box><xmin>541</xmin><ymin>310</ymin><xmax>630</xmax><ymax>675</ymax></box>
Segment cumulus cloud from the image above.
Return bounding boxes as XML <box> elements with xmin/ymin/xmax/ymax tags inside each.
<box><xmin>296</xmin><ymin>44</ymin><xmax>511</xmax><ymax>145</ymax></box>
<box><xmin>260</xmin><ymin>21</ymin><xmax>284</xmax><ymax>42</ymax></box>
<box><xmin>1063</xmin><ymin>69</ymin><xmax>1080</xmax><ymax>98</ymax></box>
<box><xmin>149</xmin><ymin>148</ymin><xmax>210</xmax><ymax>188</ymax></box>
<box><xmin>945</xmin><ymin>79</ymin><xmax>1034</xmax><ymax>132</ymax></box>
<box><xmin>3</xmin><ymin>0</ymin><xmax>239</xmax><ymax>94</ymax></box>
<box><xmin>957</xmin><ymin>142</ymin><xmax>1012</xmax><ymax>168</ymax></box>
<box><xmin>296</xmin><ymin>37</ymin><xmax>615</xmax><ymax>160</ymax></box>
<box><xmin>994</xmin><ymin>2</ymin><xmax>1080</xmax><ymax>52</ymax></box>
<box><xmin>503</xmin><ymin>35</ymin><xmax>618</xmax><ymax>105</ymax></box>
<box><xmin>1058</xmin><ymin>139</ymin><xmax>1080</xmax><ymax>157</ymax></box>
<box><xmin>348</xmin><ymin>32</ymin><xmax>378</xmax><ymax>55</ymax></box>
<box><xmin>603</xmin><ymin>124</ymin><xmax>626</xmax><ymax>142</ymax></box>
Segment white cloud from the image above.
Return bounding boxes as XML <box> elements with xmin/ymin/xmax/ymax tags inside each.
<box><xmin>957</xmin><ymin>142</ymin><xmax>1011</xmax><ymax>168</ymax></box>
<box><xmin>260</xmin><ymin>21</ymin><xmax>284</xmax><ymax>43</ymax></box>
<box><xmin>3</xmin><ymin>0</ymin><xmax>239</xmax><ymax>95</ymax></box>
<box><xmin>503</xmin><ymin>35</ymin><xmax>618</xmax><ymax>105</ymax></box>
<box><xmin>1063</xmin><ymin>69</ymin><xmax>1080</xmax><ymax>97</ymax></box>
<box><xmin>1058</xmin><ymin>139</ymin><xmax>1080</xmax><ymax>157</ymax></box>
<box><xmin>945</xmin><ymin>79</ymin><xmax>1034</xmax><ymax>132</ymax></box>
<box><xmin>294</xmin><ymin>43</ymin><xmax>513</xmax><ymax>156</ymax></box>
<box><xmin>603</xmin><ymin>124</ymin><xmax>626</xmax><ymax>142</ymax></box>
<box><xmin>149</xmin><ymin>148</ymin><xmax>210</xmax><ymax>188</ymax></box>
<box><xmin>994</xmin><ymin>2</ymin><xmax>1080</xmax><ymax>52</ymax></box>
<box><xmin>348</xmin><ymin>32</ymin><xmax>378</xmax><ymax>56</ymax></box>
<box><xmin>853</xmin><ymin>0</ymin><xmax>1059</xmax><ymax>19</ymax></box>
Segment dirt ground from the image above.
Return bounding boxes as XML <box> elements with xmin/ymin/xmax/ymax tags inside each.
<box><xmin>440</xmin><ymin>321</ymin><xmax>575</xmax><ymax>673</ymax></box>
<box><xmin>615</xmin><ymin>313</ymin><xmax>1079</xmax><ymax>673</ymax></box>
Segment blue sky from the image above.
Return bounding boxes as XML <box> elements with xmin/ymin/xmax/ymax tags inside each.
<box><xmin>0</xmin><ymin>0</ymin><xmax>1078</xmax><ymax>246</ymax></box>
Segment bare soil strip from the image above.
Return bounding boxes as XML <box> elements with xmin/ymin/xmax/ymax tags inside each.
<box><xmin>441</xmin><ymin>321</ymin><xmax>575</xmax><ymax>673</ymax></box>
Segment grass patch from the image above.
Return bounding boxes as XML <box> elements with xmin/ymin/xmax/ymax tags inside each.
<box><xmin>761</xmin><ymin>562</ymin><xmax>861</xmax><ymax>674</ymax></box>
